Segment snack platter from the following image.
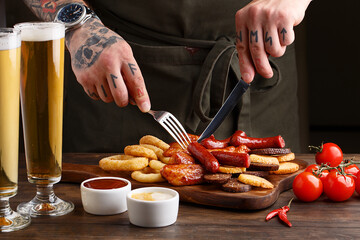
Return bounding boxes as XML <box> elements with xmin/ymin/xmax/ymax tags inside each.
<box><xmin>62</xmin><ymin>158</ymin><xmax>307</xmax><ymax>210</ymax></box>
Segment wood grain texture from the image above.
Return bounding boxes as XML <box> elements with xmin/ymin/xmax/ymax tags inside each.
<box><xmin>7</xmin><ymin>153</ymin><xmax>360</xmax><ymax>240</ymax></box>
<box><xmin>62</xmin><ymin>159</ymin><xmax>308</xmax><ymax>210</ymax></box>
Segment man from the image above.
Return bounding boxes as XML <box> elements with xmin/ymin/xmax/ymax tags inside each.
<box><xmin>22</xmin><ymin>0</ymin><xmax>312</xmax><ymax>152</ymax></box>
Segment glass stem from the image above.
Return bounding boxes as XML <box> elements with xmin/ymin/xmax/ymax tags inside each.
<box><xmin>35</xmin><ymin>185</ymin><xmax>56</xmax><ymax>203</ymax></box>
<box><xmin>0</xmin><ymin>198</ymin><xmax>12</xmax><ymax>218</ymax></box>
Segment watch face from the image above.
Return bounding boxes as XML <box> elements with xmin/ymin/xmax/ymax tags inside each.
<box><xmin>57</xmin><ymin>3</ymin><xmax>85</xmax><ymax>24</ymax></box>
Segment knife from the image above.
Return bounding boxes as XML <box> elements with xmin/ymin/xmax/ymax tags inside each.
<box><xmin>197</xmin><ymin>78</ymin><xmax>249</xmax><ymax>143</ymax></box>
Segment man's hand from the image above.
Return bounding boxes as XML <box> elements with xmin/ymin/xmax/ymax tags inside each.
<box><xmin>66</xmin><ymin>18</ymin><xmax>151</xmax><ymax>112</ymax></box>
<box><xmin>235</xmin><ymin>0</ymin><xmax>311</xmax><ymax>83</ymax></box>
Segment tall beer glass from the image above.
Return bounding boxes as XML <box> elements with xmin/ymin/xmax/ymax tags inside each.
<box><xmin>14</xmin><ymin>22</ymin><xmax>74</xmax><ymax>217</ymax></box>
<box><xmin>0</xmin><ymin>28</ymin><xmax>31</xmax><ymax>232</ymax></box>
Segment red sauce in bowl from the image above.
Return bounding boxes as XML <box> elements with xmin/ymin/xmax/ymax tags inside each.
<box><xmin>83</xmin><ymin>179</ymin><xmax>128</xmax><ymax>190</ymax></box>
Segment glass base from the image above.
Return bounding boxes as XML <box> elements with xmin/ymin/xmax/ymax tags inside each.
<box><xmin>17</xmin><ymin>197</ymin><xmax>74</xmax><ymax>217</ymax></box>
<box><xmin>17</xmin><ymin>185</ymin><xmax>74</xmax><ymax>217</ymax></box>
<box><xmin>0</xmin><ymin>210</ymin><xmax>31</xmax><ymax>232</ymax></box>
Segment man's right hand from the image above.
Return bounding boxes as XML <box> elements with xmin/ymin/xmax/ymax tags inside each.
<box><xmin>65</xmin><ymin>18</ymin><xmax>151</xmax><ymax>112</ymax></box>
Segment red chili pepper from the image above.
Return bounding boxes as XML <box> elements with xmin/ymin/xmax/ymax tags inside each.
<box><xmin>265</xmin><ymin>198</ymin><xmax>293</xmax><ymax>227</ymax></box>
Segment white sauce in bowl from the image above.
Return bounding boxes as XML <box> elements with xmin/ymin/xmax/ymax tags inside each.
<box><xmin>131</xmin><ymin>192</ymin><xmax>173</xmax><ymax>201</ymax></box>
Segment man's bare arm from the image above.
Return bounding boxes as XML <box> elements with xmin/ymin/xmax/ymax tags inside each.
<box><xmin>22</xmin><ymin>0</ymin><xmax>83</xmax><ymax>21</ymax></box>
<box><xmin>21</xmin><ymin>0</ymin><xmax>151</xmax><ymax>112</ymax></box>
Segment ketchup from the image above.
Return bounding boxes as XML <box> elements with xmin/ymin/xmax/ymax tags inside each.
<box><xmin>84</xmin><ymin>179</ymin><xmax>128</xmax><ymax>190</ymax></box>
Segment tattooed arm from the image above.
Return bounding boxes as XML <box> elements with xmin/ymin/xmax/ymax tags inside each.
<box><xmin>22</xmin><ymin>0</ymin><xmax>151</xmax><ymax>112</ymax></box>
<box><xmin>235</xmin><ymin>0</ymin><xmax>312</xmax><ymax>83</ymax></box>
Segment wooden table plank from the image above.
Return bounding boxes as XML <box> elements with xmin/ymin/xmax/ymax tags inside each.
<box><xmin>3</xmin><ymin>153</ymin><xmax>360</xmax><ymax>239</ymax></box>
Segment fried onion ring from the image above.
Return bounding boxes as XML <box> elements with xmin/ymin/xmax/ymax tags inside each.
<box><xmin>131</xmin><ymin>167</ymin><xmax>166</xmax><ymax>183</ymax></box>
<box><xmin>124</xmin><ymin>145</ymin><xmax>157</xmax><ymax>160</ymax></box>
<box><xmin>139</xmin><ymin>135</ymin><xmax>170</xmax><ymax>151</ymax></box>
<box><xmin>99</xmin><ymin>156</ymin><xmax>149</xmax><ymax>171</ymax></box>
<box><xmin>103</xmin><ymin>154</ymin><xmax>135</xmax><ymax>160</ymax></box>
<box><xmin>149</xmin><ymin>160</ymin><xmax>166</xmax><ymax>171</ymax></box>
<box><xmin>140</xmin><ymin>144</ymin><xmax>165</xmax><ymax>159</ymax></box>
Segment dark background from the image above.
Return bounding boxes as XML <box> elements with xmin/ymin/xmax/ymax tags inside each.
<box><xmin>1</xmin><ymin>0</ymin><xmax>359</xmax><ymax>153</ymax></box>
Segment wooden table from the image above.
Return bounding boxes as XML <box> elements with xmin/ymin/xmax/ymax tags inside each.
<box><xmin>3</xmin><ymin>153</ymin><xmax>360</xmax><ymax>239</ymax></box>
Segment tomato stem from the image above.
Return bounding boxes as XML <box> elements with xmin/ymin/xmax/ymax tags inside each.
<box><xmin>308</xmin><ymin>142</ymin><xmax>324</xmax><ymax>153</ymax></box>
<box><xmin>316</xmin><ymin>157</ymin><xmax>359</xmax><ymax>178</ymax></box>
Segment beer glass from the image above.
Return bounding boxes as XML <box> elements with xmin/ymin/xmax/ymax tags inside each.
<box><xmin>0</xmin><ymin>28</ymin><xmax>31</xmax><ymax>232</ymax></box>
<box><xmin>14</xmin><ymin>22</ymin><xmax>74</xmax><ymax>217</ymax></box>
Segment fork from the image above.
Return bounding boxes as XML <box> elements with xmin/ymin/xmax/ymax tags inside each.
<box><xmin>148</xmin><ymin>110</ymin><xmax>191</xmax><ymax>150</ymax></box>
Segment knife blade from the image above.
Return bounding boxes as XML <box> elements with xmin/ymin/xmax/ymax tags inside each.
<box><xmin>197</xmin><ymin>78</ymin><xmax>249</xmax><ymax>143</ymax></box>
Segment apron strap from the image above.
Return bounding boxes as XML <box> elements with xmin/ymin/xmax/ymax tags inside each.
<box><xmin>185</xmin><ymin>37</ymin><xmax>251</xmax><ymax>133</ymax></box>
<box><xmin>194</xmin><ymin>38</ymin><xmax>234</xmax><ymax>121</ymax></box>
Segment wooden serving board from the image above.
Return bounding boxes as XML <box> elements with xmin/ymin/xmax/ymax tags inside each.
<box><xmin>61</xmin><ymin>159</ymin><xmax>307</xmax><ymax>210</ymax></box>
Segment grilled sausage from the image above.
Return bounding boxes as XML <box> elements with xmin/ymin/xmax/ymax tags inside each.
<box><xmin>187</xmin><ymin>142</ymin><xmax>219</xmax><ymax>173</ymax></box>
<box><xmin>211</xmin><ymin>151</ymin><xmax>250</xmax><ymax>168</ymax></box>
<box><xmin>230</xmin><ymin>132</ymin><xmax>285</xmax><ymax>149</ymax></box>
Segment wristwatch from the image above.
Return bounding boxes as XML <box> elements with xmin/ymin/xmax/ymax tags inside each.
<box><xmin>54</xmin><ymin>3</ymin><xmax>99</xmax><ymax>32</ymax></box>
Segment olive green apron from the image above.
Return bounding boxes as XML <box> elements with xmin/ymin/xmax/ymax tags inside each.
<box><xmin>63</xmin><ymin>0</ymin><xmax>300</xmax><ymax>153</ymax></box>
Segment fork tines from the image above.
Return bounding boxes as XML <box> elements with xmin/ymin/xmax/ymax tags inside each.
<box><xmin>160</xmin><ymin>113</ymin><xmax>191</xmax><ymax>150</ymax></box>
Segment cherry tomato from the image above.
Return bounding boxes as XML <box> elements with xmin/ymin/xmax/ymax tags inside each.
<box><xmin>292</xmin><ymin>172</ymin><xmax>323</xmax><ymax>202</ymax></box>
<box><xmin>304</xmin><ymin>164</ymin><xmax>329</xmax><ymax>182</ymax></box>
<box><xmin>355</xmin><ymin>171</ymin><xmax>360</xmax><ymax>195</ymax></box>
<box><xmin>304</xmin><ymin>164</ymin><xmax>319</xmax><ymax>173</ymax></box>
<box><xmin>323</xmin><ymin>171</ymin><xmax>355</xmax><ymax>202</ymax></box>
<box><xmin>314</xmin><ymin>143</ymin><xmax>343</xmax><ymax>167</ymax></box>
<box><xmin>344</xmin><ymin>164</ymin><xmax>359</xmax><ymax>176</ymax></box>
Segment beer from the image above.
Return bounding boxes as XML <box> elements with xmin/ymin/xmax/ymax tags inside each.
<box><xmin>0</xmin><ymin>31</ymin><xmax>21</xmax><ymax>197</ymax></box>
<box><xmin>18</xmin><ymin>24</ymin><xmax>64</xmax><ymax>185</ymax></box>
<box><xmin>15</xmin><ymin>23</ymin><xmax>73</xmax><ymax>217</ymax></box>
<box><xmin>0</xmin><ymin>29</ymin><xmax>30</xmax><ymax>232</ymax></box>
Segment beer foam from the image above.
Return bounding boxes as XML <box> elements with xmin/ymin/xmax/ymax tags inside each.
<box><xmin>0</xmin><ymin>31</ymin><xmax>21</xmax><ymax>50</ymax></box>
<box><xmin>15</xmin><ymin>22</ymin><xmax>65</xmax><ymax>42</ymax></box>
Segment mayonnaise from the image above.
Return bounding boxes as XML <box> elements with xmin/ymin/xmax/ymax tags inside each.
<box><xmin>131</xmin><ymin>192</ymin><xmax>173</xmax><ymax>201</ymax></box>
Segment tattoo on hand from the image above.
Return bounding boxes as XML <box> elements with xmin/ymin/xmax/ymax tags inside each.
<box><xmin>101</xmin><ymin>85</ymin><xmax>107</xmax><ymax>97</ymax></box>
<box><xmin>280</xmin><ymin>28</ymin><xmax>287</xmax><ymax>42</ymax></box>
<box><xmin>236</xmin><ymin>31</ymin><xmax>242</xmax><ymax>43</ymax></box>
<box><xmin>128</xmin><ymin>63</ymin><xmax>137</xmax><ymax>75</ymax></box>
<box><xmin>137</xmin><ymin>87</ymin><xmax>144</xmax><ymax>98</ymax></box>
<box><xmin>265</xmin><ymin>32</ymin><xmax>272</xmax><ymax>46</ymax></box>
<box><xmin>250</xmin><ymin>30</ymin><xmax>258</xmax><ymax>43</ymax></box>
<box><xmin>87</xmin><ymin>90</ymin><xmax>99</xmax><ymax>98</ymax></box>
<box><xmin>110</xmin><ymin>74</ymin><xmax>118</xmax><ymax>88</ymax></box>
<box><xmin>71</xmin><ymin>19</ymin><xmax>124</xmax><ymax>69</ymax></box>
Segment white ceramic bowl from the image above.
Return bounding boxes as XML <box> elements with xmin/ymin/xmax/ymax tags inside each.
<box><xmin>126</xmin><ymin>187</ymin><xmax>179</xmax><ymax>227</ymax></box>
<box><xmin>81</xmin><ymin>177</ymin><xmax>131</xmax><ymax>215</ymax></box>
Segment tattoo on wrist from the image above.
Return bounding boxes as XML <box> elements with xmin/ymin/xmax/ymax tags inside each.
<box><xmin>265</xmin><ymin>32</ymin><xmax>272</xmax><ymax>46</ymax></box>
<box><xmin>71</xmin><ymin>19</ymin><xmax>124</xmax><ymax>69</ymax></box>
<box><xmin>128</xmin><ymin>63</ymin><xmax>137</xmax><ymax>75</ymax></box>
<box><xmin>65</xmin><ymin>30</ymin><xmax>75</xmax><ymax>48</ymax></box>
<box><xmin>250</xmin><ymin>30</ymin><xmax>258</xmax><ymax>43</ymax></box>
<box><xmin>100</xmin><ymin>85</ymin><xmax>107</xmax><ymax>97</ymax></box>
<box><xmin>110</xmin><ymin>74</ymin><xmax>118</xmax><ymax>88</ymax></box>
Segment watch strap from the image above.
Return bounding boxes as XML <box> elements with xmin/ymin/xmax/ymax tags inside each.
<box><xmin>83</xmin><ymin>5</ymin><xmax>100</xmax><ymax>23</ymax></box>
